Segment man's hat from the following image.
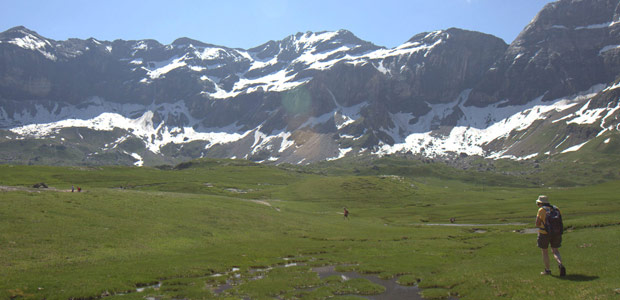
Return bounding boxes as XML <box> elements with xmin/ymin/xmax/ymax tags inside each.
<box><xmin>536</xmin><ymin>195</ymin><xmax>549</xmax><ymax>204</ymax></box>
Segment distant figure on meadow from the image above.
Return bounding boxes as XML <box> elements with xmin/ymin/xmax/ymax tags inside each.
<box><xmin>535</xmin><ymin>195</ymin><xmax>566</xmax><ymax>276</ymax></box>
<box><xmin>450</xmin><ymin>217</ymin><xmax>456</xmax><ymax>224</ymax></box>
<box><xmin>71</xmin><ymin>185</ymin><xmax>74</xmax><ymax>192</ymax></box>
<box><xmin>343</xmin><ymin>207</ymin><xmax>349</xmax><ymax>220</ymax></box>
<box><xmin>77</xmin><ymin>186</ymin><xmax>81</xmax><ymax>192</ymax></box>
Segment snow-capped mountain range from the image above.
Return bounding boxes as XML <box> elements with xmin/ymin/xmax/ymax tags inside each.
<box><xmin>1</xmin><ymin>0</ymin><xmax>620</xmax><ymax>166</ymax></box>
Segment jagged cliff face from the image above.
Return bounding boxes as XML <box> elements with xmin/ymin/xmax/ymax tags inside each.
<box><xmin>1</xmin><ymin>0</ymin><xmax>619</xmax><ymax>166</ymax></box>
<box><xmin>468</xmin><ymin>0</ymin><xmax>620</xmax><ymax>107</ymax></box>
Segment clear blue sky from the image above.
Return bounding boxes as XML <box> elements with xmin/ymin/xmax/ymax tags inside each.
<box><xmin>1</xmin><ymin>0</ymin><xmax>555</xmax><ymax>49</ymax></box>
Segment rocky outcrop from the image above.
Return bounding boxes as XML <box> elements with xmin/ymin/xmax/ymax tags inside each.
<box><xmin>468</xmin><ymin>0</ymin><xmax>620</xmax><ymax>107</ymax></box>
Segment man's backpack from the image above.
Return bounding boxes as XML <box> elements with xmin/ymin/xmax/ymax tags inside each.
<box><xmin>544</xmin><ymin>206</ymin><xmax>563</xmax><ymax>234</ymax></box>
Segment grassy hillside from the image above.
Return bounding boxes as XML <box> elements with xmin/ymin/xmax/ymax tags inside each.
<box><xmin>1</xmin><ymin>159</ymin><xmax>619</xmax><ymax>299</ymax></box>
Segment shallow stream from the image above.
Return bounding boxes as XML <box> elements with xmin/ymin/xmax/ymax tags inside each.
<box><xmin>208</xmin><ymin>263</ymin><xmax>423</xmax><ymax>299</ymax></box>
<box><xmin>135</xmin><ymin>260</ymin><xmax>432</xmax><ymax>299</ymax></box>
<box><xmin>312</xmin><ymin>265</ymin><xmax>422</xmax><ymax>300</ymax></box>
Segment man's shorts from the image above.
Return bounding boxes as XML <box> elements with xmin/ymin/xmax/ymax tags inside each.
<box><xmin>537</xmin><ymin>232</ymin><xmax>562</xmax><ymax>249</ymax></box>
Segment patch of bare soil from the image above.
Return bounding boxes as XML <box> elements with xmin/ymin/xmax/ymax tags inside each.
<box><xmin>0</xmin><ymin>185</ymin><xmax>72</xmax><ymax>193</ymax></box>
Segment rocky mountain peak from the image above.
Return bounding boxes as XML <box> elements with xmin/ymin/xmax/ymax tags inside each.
<box><xmin>526</xmin><ymin>0</ymin><xmax>617</xmax><ymax>31</ymax></box>
<box><xmin>0</xmin><ymin>25</ymin><xmax>58</xmax><ymax>61</ymax></box>
<box><xmin>171</xmin><ymin>37</ymin><xmax>212</xmax><ymax>48</ymax></box>
<box><xmin>406</xmin><ymin>29</ymin><xmax>447</xmax><ymax>44</ymax></box>
<box><xmin>130</xmin><ymin>39</ymin><xmax>164</xmax><ymax>52</ymax></box>
<box><xmin>404</xmin><ymin>28</ymin><xmax>506</xmax><ymax>53</ymax></box>
<box><xmin>247</xmin><ymin>29</ymin><xmax>380</xmax><ymax>62</ymax></box>
<box><xmin>467</xmin><ymin>0</ymin><xmax>620</xmax><ymax>107</ymax></box>
<box><xmin>0</xmin><ymin>26</ymin><xmax>45</xmax><ymax>41</ymax></box>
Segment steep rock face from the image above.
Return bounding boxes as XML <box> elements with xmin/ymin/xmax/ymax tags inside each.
<box><xmin>0</xmin><ymin>27</ymin><xmax>57</xmax><ymax>101</ymax></box>
<box><xmin>468</xmin><ymin>0</ymin><xmax>620</xmax><ymax>107</ymax></box>
<box><xmin>0</xmin><ymin>27</ymin><xmax>505</xmax><ymax>120</ymax></box>
<box><xmin>292</xmin><ymin>28</ymin><xmax>507</xmax><ymax>140</ymax></box>
<box><xmin>391</xmin><ymin>28</ymin><xmax>507</xmax><ymax>107</ymax></box>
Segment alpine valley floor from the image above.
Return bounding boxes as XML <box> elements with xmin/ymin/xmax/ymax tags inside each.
<box><xmin>1</xmin><ymin>158</ymin><xmax>619</xmax><ymax>299</ymax></box>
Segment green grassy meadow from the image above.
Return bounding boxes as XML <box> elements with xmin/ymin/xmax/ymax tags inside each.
<box><xmin>1</xmin><ymin>158</ymin><xmax>619</xmax><ymax>299</ymax></box>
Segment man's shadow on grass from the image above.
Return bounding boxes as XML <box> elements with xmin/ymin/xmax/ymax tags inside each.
<box><xmin>556</xmin><ymin>274</ymin><xmax>598</xmax><ymax>281</ymax></box>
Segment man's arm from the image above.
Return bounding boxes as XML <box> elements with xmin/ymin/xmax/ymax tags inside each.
<box><xmin>535</xmin><ymin>209</ymin><xmax>543</xmax><ymax>228</ymax></box>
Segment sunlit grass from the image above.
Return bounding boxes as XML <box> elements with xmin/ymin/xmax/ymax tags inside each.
<box><xmin>1</xmin><ymin>159</ymin><xmax>619</xmax><ymax>299</ymax></box>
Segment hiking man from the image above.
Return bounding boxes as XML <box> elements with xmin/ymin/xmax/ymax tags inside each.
<box><xmin>343</xmin><ymin>207</ymin><xmax>349</xmax><ymax>219</ymax></box>
<box><xmin>535</xmin><ymin>195</ymin><xmax>566</xmax><ymax>276</ymax></box>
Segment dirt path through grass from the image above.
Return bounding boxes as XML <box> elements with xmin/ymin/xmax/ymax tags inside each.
<box><xmin>415</xmin><ymin>222</ymin><xmax>526</xmax><ymax>226</ymax></box>
<box><xmin>0</xmin><ymin>185</ymin><xmax>72</xmax><ymax>193</ymax></box>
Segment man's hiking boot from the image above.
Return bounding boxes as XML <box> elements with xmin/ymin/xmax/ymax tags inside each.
<box><xmin>559</xmin><ymin>264</ymin><xmax>566</xmax><ymax>277</ymax></box>
<box><xmin>541</xmin><ymin>269</ymin><xmax>551</xmax><ymax>275</ymax></box>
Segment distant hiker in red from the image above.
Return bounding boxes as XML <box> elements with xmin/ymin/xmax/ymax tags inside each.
<box><xmin>77</xmin><ymin>187</ymin><xmax>81</xmax><ymax>192</ymax></box>
<box><xmin>343</xmin><ymin>207</ymin><xmax>349</xmax><ymax>219</ymax></box>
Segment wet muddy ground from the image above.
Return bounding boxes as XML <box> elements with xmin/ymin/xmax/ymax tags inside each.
<box><xmin>206</xmin><ymin>262</ymin><xmax>425</xmax><ymax>299</ymax></box>
<box><xmin>138</xmin><ymin>262</ymin><xmax>427</xmax><ymax>299</ymax></box>
<box><xmin>312</xmin><ymin>265</ymin><xmax>422</xmax><ymax>300</ymax></box>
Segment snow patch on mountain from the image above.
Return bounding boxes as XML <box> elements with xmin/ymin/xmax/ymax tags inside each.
<box><xmin>295</xmin><ymin>31</ymin><xmax>340</xmax><ymax>50</ymax></box>
<box><xmin>302</xmin><ymin>46</ymin><xmax>357</xmax><ymax>70</ymax></box>
<box><xmin>599</xmin><ymin>44</ymin><xmax>620</xmax><ymax>55</ymax></box>
<box><xmin>362</xmin><ymin>37</ymin><xmax>443</xmax><ymax>61</ymax></box>
<box><xmin>327</xmin><ymin>147</ymin><xmax>353</xmax><ymax>161</ymax></box>
<box><xmin>249</xmin><ymin>128</ymin><xmax>295</xmax><ymax>158</ymax></box>
<box><xmin>104</xmin><ymin>29</ymin><xmax>450</xmax><ymax>99</ymax></box>
<box><xmin>0</xmin><ymin>97</ymin><xmax>201</xmax><ymax>128</ymax></box>
<box><xmin>6</xmin><ymin>34</ymin><xmax>48</xmax><ymax>50</ymax></box>
<box><xmin>248</xmin><ymin>56</ymin><xmax>279</xmax><ymax>72</ymax></box>
<box><xmin>575</xmin><ymin>22</ymin><xmax>612</xmax><ymax>30</ymax></box>
<box><xmin>10</xmin><ymin>111</ymin><xmax>249</xmax><ymax>154</ymax></box>
<box><xmin>104</xmin><ymin>135</ymin><xmax>131</xmax><ymax>150</ymax></box>
<box><xmin>144</xmin><ymin>55</ymin><xmax>188</xmax><ymax>79</ymax></box>
<box><xmin>130</xmin><ymin>42</ymin><xmax>156</xmax><ymax>57</ymax></box>
<box><xmin>210</xmin><ymin>69</ymin><xmax>312</xmax><ymax>99</ymax></box>
<box><xmin>196</xmin><ymin>47</ymin><xmax>228</xmax><ymax>60</ymax></box>
<box><xmin>602</xmin><ymin>81</ymin><xmax>620</xmax><ymax>92</ymax></box>
<box><xmin>5</xmin><ymin>94</ymin><xmax>372</xmax><ymax>162</ymax></box>
<box><xmin>375</xmin><ymin>85</ymin><xmax>607</xmax><ymax>159</ymax></box>
<box><xmin>561</xmin><ymin>141</ymin><xmax>588</xmax><ymax>153</ymax></box>
<box><xmin>5</xmin><ymin>98</ymin><xmax>254</xmax><ymax>154</ymax></box>
<box><xmin>300</xmin><ymin>100</ymin><xmax>366</xmax><ymax>131</ymax></box>
<box><xmin>129</xmin><ymin>152</ymin><xmax>144</xmax><ymax>166</ymax></box>
<box><xmin>555</xmin><ymin>87</ymin><xmax>620</xmax><ymax>135</ymax></box>
<box><xmin>564</xmin><ymin>100</ymin><xmax>609</xmax><ymax>125</ymax></box>
<box><xmin>2</xmin><ymin>31</ymin><xmax>56</xmax><ymax>60</ymax></box>
<box><xmin>193</xmin><ymin>31</ymin><xmax>445</xmax><ymax>98</ymax></box>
